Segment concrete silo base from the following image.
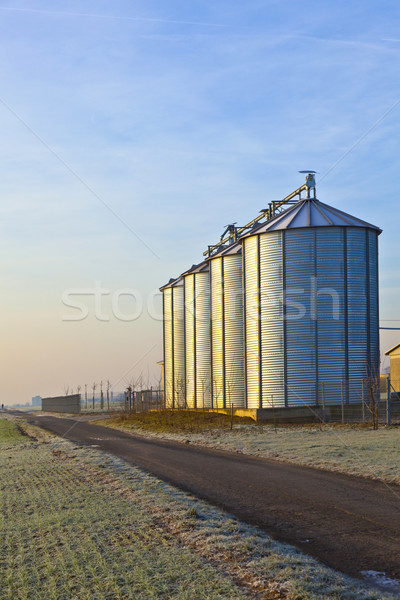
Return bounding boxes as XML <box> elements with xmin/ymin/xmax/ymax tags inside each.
<box><xmin>209</xmin><ymin>407</ymin><xmax>321</xmax><ymax>423</ymax></box>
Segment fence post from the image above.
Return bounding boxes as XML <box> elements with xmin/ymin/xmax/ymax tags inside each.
<box><xmin>361</xmin><ymin>379</ymin><xmax>365</xmax><ymax>423</ymax></box>
<box><xmin>321</xmin><ymin>382</ymin><xmax>326</xmax><ymax>423</ymax></box>
<box><xmin>341</xmin><ymin>380</ymin><xmax>344</xmax><ymax>424</ymax></box>
<box><xmin>387</xmin><ymin>375</ymin><xmax>391</xmax><ymax>426</ymax></box>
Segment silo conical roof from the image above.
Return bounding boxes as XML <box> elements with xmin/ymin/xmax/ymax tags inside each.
<box><xmin>159</xmin><ymin>276</ymin><xmax>183</xmax><ymax>291</ymax></box>
<box><xmin>243</xmin><ymin>197</ymin><xmax>381</xmax><ymax>237</ymax></box>
<box><xmin>181</xmin><ymin>260</ymin><xmax>209</xmax><ymax>276</ymax></box>
<box><xmin>205</xmin><ymin>241</ymin><xmax>242</xmax><ymax>260</ymax></box>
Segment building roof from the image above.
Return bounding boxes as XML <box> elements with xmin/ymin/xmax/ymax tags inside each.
<box><xmin>159</xmin><ymin>275</ymin><xmax>183</xmax><ymax>291</ymax></box>
<box><xmin>385</xmin><ymin>343</ymin><xmax>400</xmax><ymax>356</ymax></box>
<box><xmin>160</xmin><ymin>259</ymin><xmax>210</xmax><ymax>290</ymax></box>
<box><xmin>205</xmin><ymin>240</ymin><xmax>242</xmax><ymax>261</ymax></box>
<box><xmin>181</xmin><ymin>260</ymin><xmax>209</xmax><ymax>277</ymax></box>
<box><xmin>241</xmin><ymin>197</ymin><xmax>381</xmax><ymax>237</ymax></box>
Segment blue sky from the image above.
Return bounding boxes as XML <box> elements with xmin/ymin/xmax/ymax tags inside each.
<box><xmin>1</xmin><ymin>0</ymin><xmax>400</xmax><ymax>403</ymax></box>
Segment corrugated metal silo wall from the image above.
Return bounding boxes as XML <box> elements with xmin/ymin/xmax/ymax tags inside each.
<box><xmin>243</xmin><ymin>236</ymin><xmax>260</xmax><ymax>408</ymax></box>
<box><xmin>285</xmin><ymin>229</ymin><xmax>317</xmax><ymax>406</ymax></box>
<box><xmin>210</xmin><ymin>258</ymin><xmax>224</xmax><ymax>407</ymax></box>
<box><xmin>195</xmin><ymin>271</ymin><xmax>212</xmax><ymax>407</ymax></box>
<box><xmin>163</xmin><ymin>288</ymin><xmax>173</xmax><ymax>408</ymax></box>
<box><xmin>315</xmin><ymin>228</ymin><xmax>346</xmax><ymax>404</ymax></box>
<box><xmin>210</xmin><ymin>254</ymin><xmax>244</xmax><ymax>408</ymax></box>
<box><xmin>184</xmin><ymin>271</ymin><xmax>211</xmax><ymax>408</ymax></box>
<box><xmin>259</xmin><ymin>233</ymin><xmax>285</xmax><ymax>407</ymax></box>
<box><xmin>184</xmin><ymin>274</ymin><xmax>196</xmax><ymax>408</ymax></box>
<box><xmin>224</xmin><ymin>254</ymin><xmax>245</xmax><ymax>407</ymax></box>
<box><xmin>368</xmin><ymin>230</ymin><xmax>380</xmax><ymax>374</ymax></box>
<box><xmin>243</xmin><ymin>226</ymin><xmax>379</xmax><ymax>408</ymax></box>
<box><xmin>172</xmin><ymin>285</ymin><xmax>185</xmax><ymax>408</ymax></box>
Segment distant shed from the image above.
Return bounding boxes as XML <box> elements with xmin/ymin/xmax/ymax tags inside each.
<box><xmin>385</xmin><ymin>344</ymin><xmax>400</xmax><ymax>391</ymax></box>
<box><xmin>41</xmin><ymin>394</ymin><xmax>81</xmax><ymax>414</ymax></box>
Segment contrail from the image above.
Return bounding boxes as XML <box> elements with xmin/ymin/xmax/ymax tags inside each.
<box><xmin>0</xmin><ymin>6</ymin><xmax>227</xmax><ymax>28</ymax></box>
<box><xmin>320</xmin><ymin>96</ymin><xmax>400</xmax><ymax>182</ymax></box>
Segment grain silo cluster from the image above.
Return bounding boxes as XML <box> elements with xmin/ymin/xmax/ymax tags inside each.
<box><xmin>160</xmin><ymin>173</ymin><xmax>381</xmax><ymax>415</ymax></box>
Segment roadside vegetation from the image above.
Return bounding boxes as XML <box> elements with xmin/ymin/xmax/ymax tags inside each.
<box><xmin>106</xmin><ymin>408</ymin><xmax>253</xmax><ymax>433</ymax></box>
<box><xmin>0</xmin><ymin>415</ymin><xmax>396</xmax><ymax>599</ymax></box>
<box><xmin>96</xmin><ymin>411</ymin><xmax>400</xmax><ymax>486</ymax></box>
<box><xmin>0</xmin><ymin>419</ymin><xmax>28</xmax><ymax>446</ymax></box>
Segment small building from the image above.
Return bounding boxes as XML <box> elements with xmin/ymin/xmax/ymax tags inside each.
<box><xmin>385</xmin><ymin>344</ymin><xmax>400</xmax><ymax>391</ymax></box>
<box><xmin>41</xmin><ymin>394</ymin><xmax>81</xmax><ymax>414</ymax></box>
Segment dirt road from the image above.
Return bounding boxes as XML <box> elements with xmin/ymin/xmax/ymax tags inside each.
<box><xmin>27</xmin><ymin>413</ymin><xmax>400</xmax><ymax>583</ymax></box>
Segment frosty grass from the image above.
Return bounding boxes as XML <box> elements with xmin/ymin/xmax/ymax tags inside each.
<box><xmin>0</xmin><ymin>416</ymin><xmax>396</xmax><ymax>600</ymax></box>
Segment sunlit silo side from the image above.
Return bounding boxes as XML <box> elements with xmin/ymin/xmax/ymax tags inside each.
<box><xmin>208</xmin><ymin>244</ymin><xmax>245</xmax><ymax>408</ymax></box>
<box><xmin>241</xmin><ymin>198</ymin><xmax>381</xmax><ymax>408</ymax></box>
<box><xmin>160</xmin><ymin>277</ymin><xmax>185</xmax><ymax>408</ymax></box>
<box><xmin>172</xmin><ymin>280</ymin><xmax>186</xmax><ymax>407</ymax></box>
<box><xmin>161</xmin><ymin>283</ymin><xmax>173</xmax><ymax>408</ymax></box>
<box><xmin>183</xmin><ymin>262</ymin><xmax>211</xmax><ymax>408</ymax></box>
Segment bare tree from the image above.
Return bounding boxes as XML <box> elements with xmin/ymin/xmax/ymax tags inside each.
<box><xmin>76</xmin><ymin>385</ymin><xmax>81</xmax><ymax>408</ymax></box>
<box><xmin>92</xmin><ymin>382</ymin><xmax>97</xmax><ymax>410</ymax></box>
<box><xmin>212</xmin><ymin>378</ymin><xmax>223</xmax><ymax>413</ymax></box>
<box><xmin>125</xmin><ymin>385</ymin><xmax>133</xmax><ymax>414</ymax></box>
<box><xmin>175</xmin><ymin>377</ymin><xmax>187</xmax><ymax>409</ymax></box>
<box><xmin>156</xmin><ymin>375</ymin><xmax>163</xmax><ymax>410</ymax></box>
<box><xmin>100</xmin><ymin>380</ymin><xmax>104</xmax><ymax>410</ymax></box>
<box><xmin>63</xmin><ymin>385</ymin><xmax>70</xmax><ymax>396</ymax></box>
<box><xmin>364</xmin><ymin>361</ymin><xmax>380</xmax><ymax>430</ymax></box>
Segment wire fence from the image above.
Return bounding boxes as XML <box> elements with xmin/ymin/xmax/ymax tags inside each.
<box><xmin>80</xmin><ymin>389</ymin><xmax>165</xmax><ymax>414</ymax></box>
<box><xmin>79</xmin><ymin>377</ymin><xmax>400</xmax><ymax>426</ymax></box>
<box><xmin>302</xmin><ymin>376</ymin><xmax>398</xmax><ymax>426</ymax></box>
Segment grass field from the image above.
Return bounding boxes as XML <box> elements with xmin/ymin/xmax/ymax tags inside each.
<box><xmin>0</xmin><ymin>415</ymin><xmax>396</xmax><ymax>599</ymax></box>
<box><xmin>96</xmin><ymin>411</ymin><xmax>400</xmax><ymax>486</ymax></box>
<box><xmin>0</xmin><ymin>419</ymin><xmax>26</xmax><ymax>446</ymax></box>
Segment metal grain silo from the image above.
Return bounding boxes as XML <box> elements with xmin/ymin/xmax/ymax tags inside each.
<box><xmin>241</xmin><ymin>192</ymin><xmax>381</xmax><ymax>409</ymax></box>
<box><xmin>208</xmin><ymin>243</ymin><xmax>245</xmax><ymax>408</ymax></box>
<box><xmin>183</xmin><ymin>262</ymin><xmax>212</xmax><ymax>408</ymax></box>
<box><xmin>160</xmin><ymin>277</ymin><xmax>185</xmax><ymax>408</ymax></box>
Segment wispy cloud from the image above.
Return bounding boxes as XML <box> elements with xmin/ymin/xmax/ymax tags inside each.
<box><xmin>0</xmin><ymin>6</ymin><xmax>228</xmax><ymax>28</ymax></box>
